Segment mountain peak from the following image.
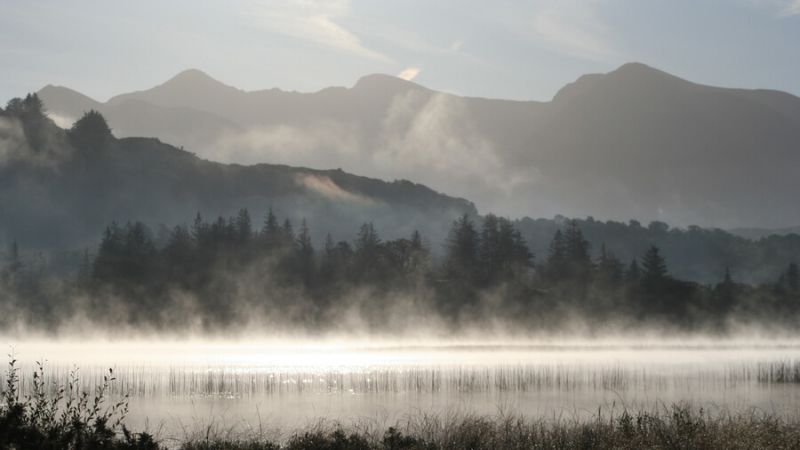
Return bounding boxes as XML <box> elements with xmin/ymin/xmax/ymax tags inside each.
<box><xmin>353</xmin><ymin>73</ymin><xmax>425</xmax><ymax>93</ymax></box>
<box><xmin>552</xmin><ymin>62</ymin><xmax>690</xmax><ymax>103</ymax></box>
<box><xmin>167</xmin><ymin>68</ymin><xmax>217</xmax><ymax>83</ymax></box>
<box><xmin>608</xmin><ymin>62</ymin><xmax>685</xmax><ymax>83</ymax></box>
<box><xmin>107</xmin><ymin>68</ymin><xmax>241</xmax><ymax>109</ymax></box>
<box><xmin>161</xmin><ymin>68</ymin><xmax>231</xmax><ymax>90</ymax></box>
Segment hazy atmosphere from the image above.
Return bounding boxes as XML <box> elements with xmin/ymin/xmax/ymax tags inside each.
<box><xmin>2</xmin><ymin>1</ymin><xmax>800</xmax><ymax>449</ymax></box>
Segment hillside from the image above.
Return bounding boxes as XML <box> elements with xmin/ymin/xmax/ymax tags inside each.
<box><xmin>0</xmin><ymin>97</ymin><xmax>476</xmax><ymax>252</ymax></box>
<box><xmin>37</xmin><ymin>63</ymin><xmax>800</xmax><ymax>229</ymax></box>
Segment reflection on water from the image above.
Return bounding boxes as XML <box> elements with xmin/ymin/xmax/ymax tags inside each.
<box><xmin>4</xmin><ymin>340</ymin><xmax>800</xmax><ymax>440</ymax></box>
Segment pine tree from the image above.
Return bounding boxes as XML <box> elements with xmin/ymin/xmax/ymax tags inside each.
<box><xmin>164</xmin><ymin>225</ymin><xmax>195</xmax><ymax>281</ymax></box>
<box><xmin>479</xmin><ymin>214</ymin><xmax>501</xmax><ymax>284</ymax></box>
<box><xmin>642</xmin><ymin>245</ymin><xmax>668</xmax><ymax>284</ymax></box>
<box><xmin>625</xmin><ymin>259</ymin><xmax>640</xmax><ymax>283</ymax></box>
<box><xmin>282</xmin><ymin>218</ymin><xmax>295</xmax><ymax>247</ymax></box>
<box><xmin>235</xmin><ymin>208</ymin><xmax>252</xmax><ymax>243</ymax></box>
<box><xmin>564</xmin><ymin>220</ymin><xmax>592</xmax><ymax>285</ymax></box>
<box><xmin>261</xmin><ymin>207</ymin><xmax>282</xmax><ymax>252</ymax></box>
<box><xmin>596</xmin><ymin>243</ymin><xmax>624</xmax><ymax>287</ymax></box>
<box><xmin>191</xmin><ymin>213</ymin><xmax>206</xmax><ymax>242</ymax></box>
<box><xmin>564</xmin><ymin>220</ymin><xmax>591</xmax><ymax>265</ymax></box>
<box><xmin>353</xmin><ymin>222</ymin><xmax>383</xmax><ymax>283</ymax></box>
<box><xmin>295</xmin><ymin>219</ymin><xmax>315</xmax><ymax>286</ymax></box>
<box><xmin>723</xmin><ymin>266</ymin><xmax>733</xmax><ymax>286</ymax></box>
<box><xmin>408</xmin><ymin>230</ymin><xmax>429</xmax><ymax>275</ymax></box>
<box><xmin>545</xmin><ymin>229</ymin><xmax>567</xmax><ymax>282</ymax></box>
<box><xmin>444</xmin><ymin>214</ymin><xmax>479</xmax><ymax>281</ymax></box>
<box><xmin>93</xmin><ymin>223</ymin><xmax>124</xmax><ymax>282</ymax></box>
<box><xmin>714</xmin><ymin>265</ymin><xmax>737</xmax><ymax>314</ymax></box>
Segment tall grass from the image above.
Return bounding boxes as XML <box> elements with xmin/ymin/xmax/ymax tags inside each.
<box><xmin>7</xmin><ymin>360</ymin><xmax>799</xmax><ymax>398</ymax></box>
<box><xmin>0</xmin><ymin>357</ymin><xmax>159</xmax><ymax>449</ymax></box>
<box><xmin>178</xmin><ymin>407</ymin><xmax>800</xmax><ymax>450</ymax></box>
<box><xmin>6</xmin><ymin>358</ymin><xmax>800</xmax><ymax>449</ymax></box>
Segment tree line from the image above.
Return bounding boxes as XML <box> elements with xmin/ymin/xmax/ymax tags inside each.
<box><xmin>3</xmin><ymin>208</ymin><xmax>799</xmax><ymax>333</ymax></box>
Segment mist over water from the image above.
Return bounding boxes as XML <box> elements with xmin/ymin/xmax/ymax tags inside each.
<box><xmin>6</xmin><ymin>336</ymin><xmax>800</xmax><ymax>442</ymax></box>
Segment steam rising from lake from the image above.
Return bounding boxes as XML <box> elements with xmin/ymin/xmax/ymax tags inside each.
<box><xmin>5</xmin><ymin>337</ymin><xmax>800</xmax><ymax>441</ymax></box>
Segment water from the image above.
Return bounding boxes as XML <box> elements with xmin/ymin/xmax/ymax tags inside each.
<box><xmin>4</xmin><ymin>339</ymin><xmax>800</xmax><ymax>442</ymax></box>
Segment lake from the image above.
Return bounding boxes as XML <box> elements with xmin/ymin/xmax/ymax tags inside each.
<box><xmin>4</xmin><ymin>339</ymin><xmax>800</xmax><ymax>443</ymax></box>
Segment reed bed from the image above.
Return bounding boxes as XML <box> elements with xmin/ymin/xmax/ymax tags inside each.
<box><xmin>4</xmin><ymin>360</ymin><xmax>800</xmax><ymax>399</ymax></box>
<box><xmin>6</xmin><ymin>358</ymin><xmax>800</xmax><ymax>449</ymax></box>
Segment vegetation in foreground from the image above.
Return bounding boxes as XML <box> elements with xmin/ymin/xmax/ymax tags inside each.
<box><xmin>4</xmin><ymin>360</ymin><xmax>800</xmax><ymax>449</ymax></box>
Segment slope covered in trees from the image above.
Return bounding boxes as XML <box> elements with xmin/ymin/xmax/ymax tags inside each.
<box><xmin>0</xmin><ymin>95</ymin><xmax>476</xmax><ymax>253</ymax></box>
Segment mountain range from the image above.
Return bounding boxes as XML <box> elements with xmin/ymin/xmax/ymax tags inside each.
<box><xmin>37</xmin><ymin>63</ymin><xmax>800</xmax><ymax>230</ymax></box>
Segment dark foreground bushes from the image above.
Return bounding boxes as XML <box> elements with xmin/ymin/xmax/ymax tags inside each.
<box><xmin>181</xmin><ymin>410</ymin><xmax>800</xmax><ymax>450</ymax></box>
<box><xmin>4</xmin><ymin>360</ymin><xmax>800</xmax><ymax>449</ymax></box>
<box><xmin>0</xmin><ymin>359</ymin><xmax>159</xmax><ymax>450</ymax></box>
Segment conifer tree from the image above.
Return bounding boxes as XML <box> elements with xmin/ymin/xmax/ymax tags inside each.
<box><xmin>444</xmin><ymin>214</ymin><xmax>479</xmax><ymax>281</ymax></box>
<box><xmin>642</xmin><ymin>245</ymin><xmax>668</xmax><ymax>285</ymax></box>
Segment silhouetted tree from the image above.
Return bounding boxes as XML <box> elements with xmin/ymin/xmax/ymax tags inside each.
<box><xmin>69</xmin><ymin>110</ymin><xmax>112</xmax><ymax>151</ymax></box>
<box><xmin>353</xmin><ymin>222</ymin><xmax>383</xmax><ymax>283</ymax></box>
<box><xmin>596</xmin><ymin>243</ymin><xmax>624</xmax><ymax>288</ymax></box>
<box><xmin>261</xmin><ymin>207</ymin><xmax>282</xmax><ymax>251</ymax></box>
<box><xmin>626</xmin><ymin>259</ymin><xmax>641</xmax><ymax>283</ymax></box>
<box><xmin>642</xmin><ymin>245</ymin><xmax>668</xmax><ymax>285</ymax></box>
<box><xmin>712</xmin><ymin>266</ymin><xmax>737</xmax><ymax>319</ymax></box>
<box><xmin>444</xmin><ymin>214</ymin><xmax>480</xmax><ymax>282</ymax></box>
<box><xmin>545</xmin><ymin>229</ymin><xmax>567</xmax><ymax>282</ymax></box>
<box><xmin>295</xmin><ymin>219</ymin><xmax>315</xmax><ymax>286</ymax></box>
<box><xmin>564</xmin><ymin>220</ymin><xmax>592</xmax><ymax>284</ymax></box>
<box><xmin>234</xmin><ymin>209</ymin><xmax>252</xmax><ymax>244</ymax></box>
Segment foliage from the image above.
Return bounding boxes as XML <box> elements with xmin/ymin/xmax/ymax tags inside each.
<box><xmin>3</xmin><ymin>209</ymin><xmax>800</xmax><ymax>332</ymax></box>
<box><xmin>0</xmin><ymin>358</ymin><xmax>160</xmax><ymax>450</ymax></box>
<box><xmin>175</xmin><ymin>406</ymin><xmax>800</xmax><ymax>450</ymax></box>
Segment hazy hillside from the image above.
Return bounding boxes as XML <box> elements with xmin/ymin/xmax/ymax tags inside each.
<box><xmin>0</xmin><ymin>97</ymin><xmax>476</xmax><ymax>252</ymax></box>
<box><xmin>728</xmin><ymin>226</ymin><xmax>800</xmax><ymax>240</ymax></box>
<box><xmin>38</xmin><ymin>63</ymin><xmax>800</xmax><ymax>229</ymax></box>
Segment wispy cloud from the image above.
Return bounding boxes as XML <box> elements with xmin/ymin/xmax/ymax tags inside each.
<box><xmin>746</xmin><ymin>0</ymin><xmax>800</xmax><ymax>17</ymax></box>
<box><xmin>397</xmin><ymin>67</ymin><xmax>421</xmax><ymax>81</ymax></box>
<box><xmin>530</xmin><ymin>1</ymin><xmax>617</xmax><ymax>62</ymax></box>
<box><xmin>296</xmin><ymin>173</ymin><xmax>375</xmax><ymax>204</ymax></box>
<box><xmin>782</xmin><ymin>0</ymin><xmax>800</xmax><ymax>15</ymax></box>
<box><xmin>245</xmin><ymin>0</ymin><xmax>392</xmax><ymax>62</ymax></box>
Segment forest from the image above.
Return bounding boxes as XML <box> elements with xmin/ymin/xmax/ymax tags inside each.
<box><xmin>2</xmin><ymin>94</ymin><xmax>800</xmax><ymax>334</ymax></box>
<box><xmin>2</xmin><ymin>206</ymin><xmax>798</xmax><ymax>334</ymax></box>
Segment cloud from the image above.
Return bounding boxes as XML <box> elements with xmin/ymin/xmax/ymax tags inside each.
<box><xmin>0</xmin><ymin>117</ymin><xmax>67</xmax><ymax>168</ymax></box>
<box><xmin>531</xmin><ymin>1</ymin><xmax>617</xmax><ymax>61</ymax></box>
<box><xmin>244</xmin><ymin>0</ymin><xmax>392</xmax><ymax>63</ymax></box>
<box><xmin>296</xmin><ymin>173</ymin><xmax>375</xmax><ymax>204</ymax></box>
<box><xmin>46</xmin><ymin>112</ymin><xmax>75</xmax><ymax>129</ymax></box>
<box><xmin>782</xmin><ymin>0</ymin><xmax>800</xmax><ymax>15</ymax></box>
<box><xmin>397</xmin><ymin>67</ymin><xmax>421</xmax><ymax>81</ymax></box>
<box><xmin>450</xmin><ymin>39</ymin><xmax>464</xmax><ymax>51</ymax></box>
<box><xmin>210</xmin><ymin>121</ymin><xmax>361</xmax><ymax>167</ymax></box>
<box><xmin>375</xmin><ymin>91</ymin><xmax>531</xmax><ymax>198</ymax></box>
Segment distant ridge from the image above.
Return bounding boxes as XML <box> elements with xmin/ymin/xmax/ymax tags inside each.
<box><xmin>38</xmin><ymin>62</ymin><xmax>800</xmax><ymax>229</ymax></box>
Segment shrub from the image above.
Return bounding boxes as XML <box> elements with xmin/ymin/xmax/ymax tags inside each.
<box><xmin>0</xmin><ymin>358</ymin><xmax>161</xmax><ymax>450</ymax></box>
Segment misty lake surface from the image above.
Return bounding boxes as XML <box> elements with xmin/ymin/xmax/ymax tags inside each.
<box><xmin>6</xmin><ymin>340</ymin><xmax>800</xmax><ymax>441</ymax></box>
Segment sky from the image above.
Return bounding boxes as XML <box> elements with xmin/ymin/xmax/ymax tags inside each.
<box><xmin>1</xmin><ymin>0</ymin><xmax>799</xmax><ymax>103</ymax></box>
